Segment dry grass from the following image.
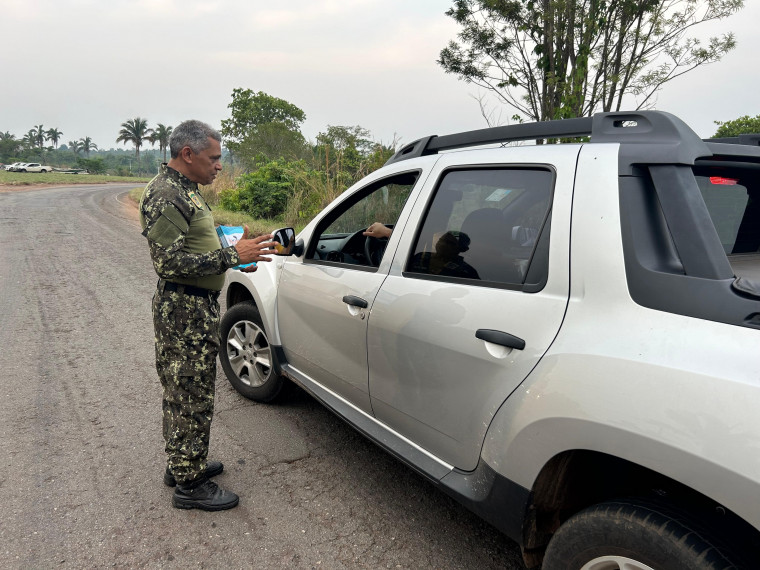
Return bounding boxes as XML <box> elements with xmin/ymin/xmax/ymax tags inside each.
<box><xmin>198</xmin><ymin>166</ymin><xmax>243</xmax><ymax>207</ymax></box>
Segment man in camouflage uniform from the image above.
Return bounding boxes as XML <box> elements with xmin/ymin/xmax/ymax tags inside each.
<box><xmin>139</xmin><ymin>120</ymin><xmax>276</xmax><ymax>511</ymax></box>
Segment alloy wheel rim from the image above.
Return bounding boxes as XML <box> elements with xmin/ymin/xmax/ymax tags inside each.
<box><xmin>581</xmin><ymin>556</ymin><xmax>655</xmax><ymax>570</ymax></box>
<box><xmin>226</xmin><ymin>320</ymin><xmax>272</xmax><ymax>387</ymax></box>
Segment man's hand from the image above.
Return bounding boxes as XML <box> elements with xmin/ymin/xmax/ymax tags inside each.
<box><xmin>363</xmin><ymin>222</ymin><xmax>392</xmax><ymax>239</ymax></box>
<box><xmin>235</xmin><ymin>227</ymin><xmax>276</xmax><ymax>273</ymax></box>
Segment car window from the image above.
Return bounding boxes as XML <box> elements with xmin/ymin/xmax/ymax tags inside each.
<box><xmin>405</xmin><ymin>168</ymin><xmax>554</xmax><ymax>287</ymax></box>
<box><xmin>694</xmin><ymin>172</ymin><xmax>758</xmax><ymax>255</ymax></box>
<box><xmin>693</xmin><ymin>166</ymin><xmax>760</xmax><ymax>281</ymax></box>
<box><xmin>307</xmin><ymin>171</ymin><xmax>419</xmax><ymax>267</ymax></box>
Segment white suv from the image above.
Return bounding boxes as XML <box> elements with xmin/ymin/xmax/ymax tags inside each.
<box><xmin>220</xmin><ymin>111</ymin><xmax>760</xmax><ymax>568</ymax></box>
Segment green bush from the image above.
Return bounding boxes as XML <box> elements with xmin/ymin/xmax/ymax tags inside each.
<box><xmin>76</xmin><ymin>157</ymin><xmax>106</xmax><ymax>174</ymax></box>
<box><xmin>225</xmin><ymin>159</ymin><xmax>297</xmax><ymax>219</ymax></box>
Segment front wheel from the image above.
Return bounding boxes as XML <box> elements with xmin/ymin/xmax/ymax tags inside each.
<box><xmin>542</xmin><ymin>500</ymin><xmax>740</xmax><ymax>570</ymax></box>
<box><xmin>219</xmin><ymin>301</ymin><xmax>286</xmax><ymax>402</ymax></box>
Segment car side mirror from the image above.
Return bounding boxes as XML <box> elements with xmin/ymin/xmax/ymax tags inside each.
<box><xmin>271</xmin><ymin>227</ymin><xmax>303</xmax><ymax>256</ymax></box>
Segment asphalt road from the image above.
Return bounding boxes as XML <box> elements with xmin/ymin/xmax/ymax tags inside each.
<box><xmin>0</xmin><ymin>184</ymin><xmax>524</xmax><ymax>569</ymax></box>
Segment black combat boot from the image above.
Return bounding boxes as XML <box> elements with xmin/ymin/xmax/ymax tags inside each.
<box><xmin>164</xmin><ymin>461</ymin><xmax>224</xmax><ymax>487</ymax></box>
<box><xmin>172</xmin><ymin>478</ymin><xmax>239</xmax><ymax>511</ymax></box>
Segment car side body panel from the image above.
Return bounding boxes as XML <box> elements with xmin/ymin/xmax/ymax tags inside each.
<box><xmin>479</xmin><ymin>144</ymin><xmax>760</xmax><ymax>529</ymax></box>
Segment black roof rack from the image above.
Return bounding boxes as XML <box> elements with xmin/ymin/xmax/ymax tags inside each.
<box><xmin>704</xmin><ymin>134</ymin><xmax>760</xmax><ymax>146</ymax></box>
<box><xmin>385</xmin><ymin>111</ymin><xmax>723</xmax><ymax>173</ymax></box>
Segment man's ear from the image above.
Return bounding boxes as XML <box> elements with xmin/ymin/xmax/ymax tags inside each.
<box><xmin>179</xmin><ymin>146</ymin><xmax>193</xmax><ymax>164</ymax></box>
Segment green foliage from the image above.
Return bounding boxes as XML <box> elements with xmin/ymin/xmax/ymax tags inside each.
<box><xmin>79</xmin><ymin>136</ymin><xmax>98</xmax><ymax>157</ymax></box>
<box><xmin>76</xmin><ymin>157</ymin><xmax>106</xmax><ymax>174</ymax></box>
<box><xmin>220</xmin><ymin>159</ymin><xmax>298</xmax><ymax>219</ymax></box>
<box><xmin>221</xmin><ymin>89</ymin><xmax>307</xmax><ymax>162</ymax></box>
<box><xmin>314</xmin><ymin>125</ymin><xmax>395</xmax><ymax>187</ymax></box>
<box><xmin>713</xmin><ymin>115</ymin><xmax>760</xmax><ymax>138</ymax></box>
<box><xmin>46</xmin><ymin>128</ymin><xmax>63</xmax><ymax>148</ymax></box>
<box><xmin>439</xmin><ymin>0</ymin><xmax>743</xmax><ymax>122</ymax></box>
<box><xmin>0</xmin><ymin>132</ymin><xmax>22</xmax><ymax>162</ymax></box>
<box><xmin>234</xmin><ymin>121</ymin><xmax>308</xmax><ymax>169</ymax></box>
<box><xmin>150</xmin><ymin>123</ymin><xmax>173</xmax><ymax>162</ymax></box>
<box><xmin>116</xmin><ymin>117</ymin><xmax>153</xmax><ymax>160</ymax></box>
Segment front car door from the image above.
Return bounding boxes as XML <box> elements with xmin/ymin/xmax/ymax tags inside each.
<box><xmin>368</xmin><ymin>146</ymin><xmax>580</xmax><ymax>470</ymax></box>
<box><xmin>276</xmin><ymin>170</ymin><xmax>423</xmax><ymax>414</ymax></box>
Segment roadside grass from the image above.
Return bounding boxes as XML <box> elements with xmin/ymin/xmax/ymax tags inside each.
<box><xmin>127</xmin><ymin>186</ymin><xmax>292</xmax><ymax>235</ymax></box>
<box><xmin>0</xmin><ymin>171</ymin><xmax>151</xmax><ymax>185</ymax></box>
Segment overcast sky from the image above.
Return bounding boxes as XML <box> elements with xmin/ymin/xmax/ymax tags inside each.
<box><xmin>1</xmin><ymin>0</ymin><xmax>758</xmax><ymax>153</ymax></box>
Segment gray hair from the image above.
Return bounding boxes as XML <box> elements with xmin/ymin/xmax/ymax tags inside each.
<box><xmin>169</xmin><ymin>120</ymin><xmax>221</xmax><ymax>158</ymax></box>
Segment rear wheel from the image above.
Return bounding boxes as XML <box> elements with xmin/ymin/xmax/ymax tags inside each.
<box><xmin>542</xmin><ymin>499</ymin><xmax>740</xmax><ymax>570</ymax></box>
<box><xmin>219</xmin><ymin>301</ymin><xmax>286</xmax><ymax>402</ymax></box>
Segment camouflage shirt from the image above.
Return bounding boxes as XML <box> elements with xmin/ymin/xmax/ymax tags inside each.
<box><xmin>140</xmin><ymin>164</ymin><xmax>240</xmax><ymax>290</ymax></box>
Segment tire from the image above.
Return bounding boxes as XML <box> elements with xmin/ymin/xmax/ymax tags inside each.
<box><xmin>219</xmin><ymin>301</ymin><xmax>285</xmax><ymax>402</ymax></box>
<box><xmin>542</xmin><ymin>499</ymin><xmax>740</xmax><ymax>570</ymax></box>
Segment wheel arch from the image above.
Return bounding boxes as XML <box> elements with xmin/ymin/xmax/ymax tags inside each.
<box><xmin>223</xmin><ymin>266</ymin><xmax>281</xmax><ymax>345</ymax></box>
<box><xmin>520</xmin><ymin>449</ymin><xmax>760</xmax><ymax>568</ymax></box>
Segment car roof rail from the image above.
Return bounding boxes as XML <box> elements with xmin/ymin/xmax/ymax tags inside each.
<box><xmin>703</xmin><ymin>134</ymin><xmax>760</xmax><ymax>146</ymax></box>
<box><xmin>385</xmin><ymin>110</ymin><xmax>712</xmax><ymax>172</ymax></box>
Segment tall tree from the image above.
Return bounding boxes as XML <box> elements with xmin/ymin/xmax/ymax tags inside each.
<box><xmin>0</xmin><ymin>132</ymin><xmax>21</xmax><ymax>161</ymax></box>
<box><xmin>438</xmin><ymin>0</ymin><xmax>743</xmax><ymax>123</ymax></box>
<box><xmin>221</xmin><ymin>89</ymin><xmax>306</xmax><ymax>162</ymax></box>
<box><xmin>79</xmin><ymin>136</ymin><xmax>98</xmax><ymax>158</ymax></box>
<box><xmin>116</xmin><ymin>117</ymin><xmax>153</xmax><ymax>160</ymax></box>
<box><xmin>34</xmin><ymin>124</ymin><xmax>46</xmax><ymax>149</ymax></box>
<box><xmin>23</xmin><ymin>130</ymin><xmax>37</xmax><ymax>150</ymax></box>
<box><xmin>46</xmin><ymin>127</ymin><xmax>63</xmax><ymax>149</ymax></box>
<box><xmin>149</xmin><ymin>123</ymin><xmax>173</xmax><ymax>162</ymax></box>
<box><xmin>68</xmin><ymin>140</ymin><xmax>82</xmax><ymax>156</ymax></box>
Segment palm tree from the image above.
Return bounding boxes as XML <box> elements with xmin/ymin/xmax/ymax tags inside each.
<box><xmin>68</xmin><ymin>140</ymin><xmax>82</xmax><ymax>156</ymax></box>
<box><xmin>24</xmin><ymin>130</ymin><xmax>37</xmax><ymax>150</ymax></box>
<box><xmin>46</xmin><ymin>128</ymin><xmax>63</xmax><ymax>149</ymax></box>
<box><xmin>34</xmin><ymin>124</ymin><xmax>45</xmax><ymax>149</ymax></box>
<box><xmin>149</xmin><ymin>123</ymin><xmax>173</xmax><ymax>162</ymax></box>
<box><xmin>0</xmin><ymin>132</ymin><xmax>21</xmax><ymax>157</ymax></box>
<box><xmin>116</xmin><ymin>117</ymin><xmax>152</xmax><ymax>161</ymax></box>
<box><xmin>79</xmin><ymin>137</ymin><xmax>98</xmax><ymax>158</ymax></box>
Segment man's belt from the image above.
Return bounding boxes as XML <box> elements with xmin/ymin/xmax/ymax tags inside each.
<box><xmin>158</xmin><ymin>279</ymin><xmax>218</xmax><ymax>298</ymax></box>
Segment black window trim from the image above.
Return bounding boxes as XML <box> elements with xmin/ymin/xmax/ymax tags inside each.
<box><xmin>400</xmin><ymin>163</ymin><xmax>557</xmax><ymax>293</ymax></box>
<box><xmin>619</xmin><ymin>165</ymin><xmax>760</xmax><ymax>329</ymax></box>
<box><xmin>304</xmin><ymin>168</ymin><xmax>422</xmax><ymax>271</ymax></box>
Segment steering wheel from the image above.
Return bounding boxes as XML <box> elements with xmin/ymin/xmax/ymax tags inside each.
<box><xmin>364</xmin><ymin>232</ymin><xmax>389</xmax><ymax>267</ymax></box>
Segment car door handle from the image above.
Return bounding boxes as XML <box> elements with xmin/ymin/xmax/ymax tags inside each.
<box><xmin>342</xmin><ymin>295</ymin><xmax>368</xmax><ymax>309</ymax></box>
<box><xmin>475</xmin><ymin>329</ymin><xmax>525</xmax><ymax>350</ymax></box>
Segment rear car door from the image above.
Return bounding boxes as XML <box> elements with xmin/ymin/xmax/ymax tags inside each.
<box><xmin>367</xmin><ymin>146</ymin><xmax>580</xmax><ymax>470</ymax></box>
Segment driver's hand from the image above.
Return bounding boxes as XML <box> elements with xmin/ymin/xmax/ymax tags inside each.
<box><xmin>363</xmin><ymin>222</ymin><xmax>392</xmax><ymax>239</ymax></box>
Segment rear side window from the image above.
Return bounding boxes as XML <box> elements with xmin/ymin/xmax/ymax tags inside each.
<box><xmin>695</xmin><ymin>173</ymin><xmax>758</xmax><ymax>255</ymax></box>
<box><xmin>693</xmin><ymin>165</ymin><xmax>760</xmax><ymax>280</ymax></box>
<box><xmin>405</xmin><ymin>168</ymin><xmax>554</xmax><ymax>289</ymax></box>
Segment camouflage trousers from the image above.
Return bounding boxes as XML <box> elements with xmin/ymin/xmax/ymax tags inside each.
<box><xmin>152</xmin><ymin>284</ymin><xmax>221</xmax><ymax>485</ymax></box>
